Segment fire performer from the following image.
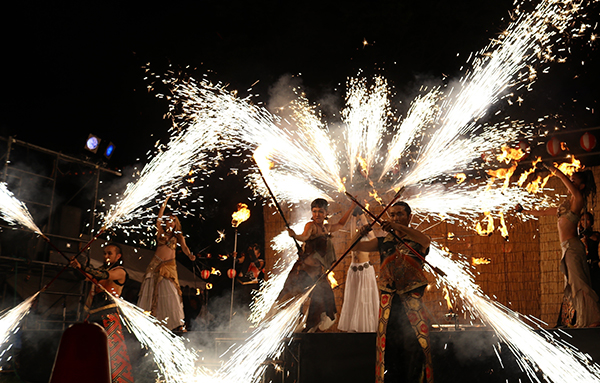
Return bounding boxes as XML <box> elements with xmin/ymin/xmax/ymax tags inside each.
<box><xmin>338</xmin><ymin>208</ymin><xmax>380</xmax><ymax>333</ymax></box>
<box><xmin>70</xmin><ymin>243</ymin><xmax>135</xmax><ymax>383</ymax></box>
<box><xmin>524</xmin><ymin>166</ymin><xmax>600</xmax><ymax>328</ymax></box>
<box><xmin>137</xmin><ymin>195</ymin><xmax>196</xmax><ymax>332</ymax></box>
<box><xmin>354</xmin><ymin>201</ymin><xmax>433</xmax><ymax>383</ymax></box>
<box><xmin>279</xmin><ymin>198</ymin><xmax>353</xmax><ymax>332</ymax></box>
<box><xmin>579</xmin><ymin>212</ymin><xmax>600</xmax><ymax>298</ymax></box>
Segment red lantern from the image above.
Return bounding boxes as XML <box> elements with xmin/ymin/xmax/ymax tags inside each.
<box><xmin>227</xmin><ymin>269</ymin><xmax>237</xmax><ymax>279</ymax></box>
<box><xmin>580</xmin><ymin>132</ymin><xmax>597</xmax><ymax>152</ymax></box>
<box><xmin>200</xmin><ymin>269</ymin><xmax>210</xmax><ymax>280</ymax></box>
<box><xmin>546</xmin><ymin>137</ymin><xmax>562</xmax><ymax>157</ymax></box>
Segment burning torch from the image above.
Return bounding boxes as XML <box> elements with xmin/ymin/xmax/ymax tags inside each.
<box><xmin>230</xmin><ymin>203</ymin><xmax>250</xmax><ymax>327</ymax></box>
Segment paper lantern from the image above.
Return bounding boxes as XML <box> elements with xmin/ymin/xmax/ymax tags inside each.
<box><xmin>227</xmin><ymin>269</ymin><xmax>237</xmax><ymax>279</ymax></box>
<box><xmin>200</xmin><ymin>269</ymin><xmax>210</xmax><ymax>280</ymax></box>
<box><xmin>580</xmin><ymin>132</ymin><xmax>597</xmax><ymax>152</ymax></box>
<box><xmin>546</xmin><ymin>137</ymin><xmax>562</xmax><ymax>157</ymax></box>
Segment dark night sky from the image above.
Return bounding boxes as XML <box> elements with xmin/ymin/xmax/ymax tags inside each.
<box><xmin>1</xmin><ymin>1</ymin><xmax>599</xmax><ymax>261</ymax></box>
<box><xmin>4</xmin><ymin>0</ymin><xmax>598</xmax><ymax>169</ymax></box>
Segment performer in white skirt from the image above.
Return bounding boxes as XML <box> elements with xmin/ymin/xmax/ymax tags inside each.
<box><xmin>338</xmin><ymin>214</ymin><xmax>379</xmax><ymax>332</ymax></box>
<box><xmin>137</xmin><ymin>195</ymin><xmax>195</xmax><ymax>331</ymax></box>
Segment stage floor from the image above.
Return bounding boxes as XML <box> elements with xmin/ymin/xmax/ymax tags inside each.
<box><xmin>5</xmin><ymin>327</ymin><xmax>600</xmax><ymax>382</ymax></box>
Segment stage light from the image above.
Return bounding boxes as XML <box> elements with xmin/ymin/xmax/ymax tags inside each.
<box><xmin>84</xmin><ymin>134</ymin><xmax>101</xmax><ymax>154</ymax></box>
<box><xmin>104</xmin><ymin>142</ymin><xmax>115</xmax><ymax>159</ymax></box>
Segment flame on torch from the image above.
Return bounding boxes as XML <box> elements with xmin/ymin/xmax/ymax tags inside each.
<box><xmin>472</xmin><ymin>257</ymin><xmax>492</xmax><ymax>265</ymax></box>
<box><xmin>555</xmin><ymin>156</ymin><xmax>582</xmax><ymax>177</ymax></box>
<box><xmin>487</xmin><ymin>162</ymin><xmax>518</xmax><ymax>190</ymax></box>
<box><xmin>454</xmin><ymin>173</ymin><xmax>467</xmax><ymax>184</ymax></box>
<box><xmin>443</xmin><ymin>286</ymin><xmax>453</xmax><ymax>312</ymax></box>
<box><xmin>357</xmin><ymin>156</ymin><xmax>369</xmax><ymax>177</ymax></box>
<box><xmin>253</xmin><ymin>145</ymin><xmax>275</xmax><ymax>175</ymax></box>
<box><xmin>517</xmin><ymin>157</ymin><xmax>542</xmax><ymax>187</ymax></box>
<box><xmin>327</xmin><ymin>271</ymin><xmax>338</xmax><ymax>289</ymax></box>
<box><xmin>475</xmin><ymin>212</ymin><xmax>494</xmax><ymax>236</ymax></box>
<box><xmin>232</xmin><ymin>203</ymin><xmax>251</xmax><ymax>228</ymax></box>
<box><xmin>496</xmin><ymin>144</ymin><xmax>525</xmax><ymax>164</ymax></box>
<box><xmin>498</xmin><ymin>211</ymin><xmax>509</xmax><ymax>240</ymax></box>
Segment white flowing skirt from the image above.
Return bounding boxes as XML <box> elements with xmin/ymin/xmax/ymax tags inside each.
<box><xmin>338</xmin><ymin>262</ymin><xmax>379</xmax><ymax>332</ymax></box>
<box><xmin>138</xmin><ymin>274</ymin><xmax>185</xmax><ymax>330</ymax></box>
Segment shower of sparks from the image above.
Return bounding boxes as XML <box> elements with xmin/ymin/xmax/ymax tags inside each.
<box><xmin>251</xmin><ymin>145</ymin><xmax>332</xmax><ymax>204</ymax></box>
<box><xmin>0</xmin><ymin>183</ymin><xmax>43</xmax><ymax>235</ymax></box>
<box><xmin>100</xmin><ymin>115</ymin><xmax>219</xmax><ymax>232</ymax></box>
<box><xmin>217</xmin><ymin>289</ymin><xmax>312</xmax><ymax>383</ymax></box>
<box><xmin>379</xmin><ymin>88</ymin><xmax>442</xmax><ymax>179</ymax></box>
<box><xmin>0</xmin><ymin>293</ymin><xmax>39</xmax><ymax>361</ymax></box>
<box><xmin>404</xmin><ymin>180</ymin><xmax>560</xmax><ymax>227</ymax></box>
<box><xmin>249</xmin><ymin>224</ymin><xmax>306</xmax><ymax>325</ymax></box>
<box><xmin>113</xmin><ymin>296</ymin><xmax>199</xmax><ymax>383</ymax></box>
<box><xmin>172</xmin><ymin>78</ymin><xmax>345</xmax><ymax>199</ymax></box>
<box><xmin>389</xmin><ymin>0</ymin><xmax>590</xmax><ymax>190</ymax></box>
<box><xmin>342</xmin><ymin>76</ymin><xmax>390</xmax><ymax>180</ymax></box>
<box><xmin>427</xmin><ymin>244</ymin><xmax>600</xmax><ymax>382</ymax></box>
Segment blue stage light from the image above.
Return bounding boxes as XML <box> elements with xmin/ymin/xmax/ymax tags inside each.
<box><xmin>104</xmin><ymin>142</ymin><xmax>115</xmax><ymax>159</ymax></box>
<box><xmin>84</xmin><ymin>134</ymin><xmax>101</xmax><ymax>153</ymax></box>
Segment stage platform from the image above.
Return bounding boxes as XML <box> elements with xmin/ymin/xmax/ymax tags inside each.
<box><xmin>5</xmin><ymin>327</ymin><xmax>600</xmax><ymax>382</ymax></box>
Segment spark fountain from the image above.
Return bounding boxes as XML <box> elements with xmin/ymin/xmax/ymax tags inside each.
<box><xmin>0</xmin><ymin>183</ymin><xmax>44</xmax><ymax>236</ymax></box>
<box><xmin>427</xmin><ymin>244</ymin><xmax>600</xmax><ymax>382</ymax></box>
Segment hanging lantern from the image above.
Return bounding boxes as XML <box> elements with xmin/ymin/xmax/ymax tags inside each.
<box><xmin>200</xmin><ymin>269</ymin><xmax>210</xmax><ymax>280</ymax></box>
<box><xmin>227</xmin><ymin>269</ymin><xmax>237</xmax><ymax>279</ymax></box>
<box><xmin>580</xmin><ymin>132</ymin><xmax>597</xmax><ymax>152</ymax></box>
<box><xmin>546</xmin><ymin>137</ymin><xmax>562</xmax><ymax>157</ymax></box>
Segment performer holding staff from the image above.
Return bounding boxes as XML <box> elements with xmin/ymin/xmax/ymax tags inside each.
<box><xmin>137</xmin><ymin>195</ymin><xmax>196</xmax><ymax>332</ymax></box>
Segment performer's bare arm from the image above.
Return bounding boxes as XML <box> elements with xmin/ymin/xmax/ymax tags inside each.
<box><xmin>69</xmin><ymin>259</ymin><xmax>126</xmax><ymax>284</ymax></box>
<box><xmin>352</xmin><ymin>226</ymin><xmax>379</xmax><ymax>252</ymax></box>
<box><xmin>545</xmin><ymin>163</ymin><xmax>584</xmax><ymax>213</ymax></box>
<box><xmin>288</xmin><ymin>221</ymin><xmax>315</xmax><ymax>242</ymax></box>
<box><xmin>327</xmin><ymin>204</ymin><xmax>355</xmax><ymax>233</ymax></box>
<box><xmin>176</xmin><ymin>233</ymin><xmax>196</xmax><ymax>261</ymax></box>
<box><xmin>157</xmin><ymin>195</ymin><xmax>170</xmax><ymax>233</ymax></box>
<box><xmin>380</xmin><ymin>221</ymin><xmax>430</xmax><ymax>249</ymax></box>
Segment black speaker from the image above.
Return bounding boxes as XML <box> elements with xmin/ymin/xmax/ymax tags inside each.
<box><xmin>283</xmin><ymin>333</ymin><xmax>376</xmax><ymax>383</ymax></box>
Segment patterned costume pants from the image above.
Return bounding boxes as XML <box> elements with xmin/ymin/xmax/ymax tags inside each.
<box><xmin>376</xmin><ymin>290</ymin><xmax>433</xmax><ymax>383</ymax></box>
<box><xmin>101</xmin><ymin>313</ymin><xmax>135</xmax><ymax>383</ymax></box>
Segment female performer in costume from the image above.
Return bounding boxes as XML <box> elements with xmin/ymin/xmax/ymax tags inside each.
<box><xmin>137</xmin><ymin>195</ymin><xmax>195</xmax><ymax>331</ymax></box>
<box><xmin>531</xmin><ymin>166</ymin><xmax>600</xmax><ymax>327</ymax></box>
<box><xmin>279</xmin><ymin>198</ymin><xmax>353</xmax><ymax>332</ymax></box>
